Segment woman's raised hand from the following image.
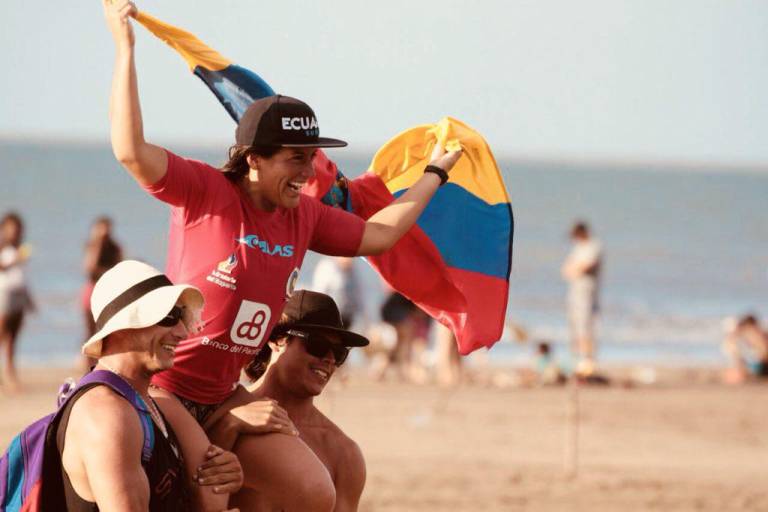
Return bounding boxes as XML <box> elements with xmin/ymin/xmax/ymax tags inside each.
<box><xmin>102</xmin><ymin>0</ymin><xmax>138</xmax><ymax>49</ymax></box>
<box><xmin>429</xmin><ymin>141</ymin><xmax>463</xmax><ymax>173</ymax></box>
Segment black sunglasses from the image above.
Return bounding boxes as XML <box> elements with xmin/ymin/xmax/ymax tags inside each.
<box><xmin>286</xmin><ymin>329</ymin><xmax>349</xmax><ymax>366</ymax></box>
<box><xmin>157</xmin><ymin>305</ymin><xmax>184</xmax><ymax>327</ymax></box>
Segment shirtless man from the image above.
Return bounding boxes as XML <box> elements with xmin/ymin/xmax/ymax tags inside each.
<box><xmin>206</xmin><ymin>290</ymin><xmax>368</xmax><ymax>511</ymax></box>
<box><xmin>61</xmin><ymin>260</ymin><xmax>242</xmax><ymax>511</ymax></box>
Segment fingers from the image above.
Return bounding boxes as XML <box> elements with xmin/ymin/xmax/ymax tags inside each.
<box><xmin>430</xmin><ymin>140</ymin><xmax>446</xmax><ymax>162</ymax></box>
<box><xmin>441</xmin><ymin>149</ymin><xmax>463</xmax><ymax>170</ymax></box>
<box><xmin>197</xmin><ymin>448</ymin><xmax>244</xmax><ymax>494</ymax></box>
<box><xmin>230</xmin><ymin>399</ymin><xmax>298</xmax><ymax>435</ymax></box>
<box><xmin>205</xmin><ymin>444</ymin><xmax>224</xmax><ymax>458</ymax></box>
<box><xmin>199</xmin><ymin>447</ymin><xmax>236</xmax><ymax>470</ymax></box>
<box><xmin>429</xmin><ymin>139</ymin><xmax>464</xmax><ymax>174</ymax></box>
<box><xmin>429</xmin><ymin>147</ymin><xmax>463</xmax><ymax>174</ymax></box>
<box><xmin>198</xmin><ymin>466</ymin><xmax>240</xmax><ymax>484</ymax></box>
<box><xmin>103</xmin><ymin>0</ymin><xmax>137</xmax><ymax>23</ymax></box>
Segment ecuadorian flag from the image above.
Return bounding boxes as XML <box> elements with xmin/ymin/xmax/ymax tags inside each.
<box><xmin>135</xmin><ymin>11</ymin><xmax>513</xmax><ymax>354</ymax></box>
<box><xmin>135</xmin><ymin>11</ymin><xmax>274</xmax><ymax>121</ymax></box>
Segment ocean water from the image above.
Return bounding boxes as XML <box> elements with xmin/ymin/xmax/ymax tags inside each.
<box><xmin>2</xmin><ymin>141</ymin><xmax>766</xmax><ymax>367</ymax></box>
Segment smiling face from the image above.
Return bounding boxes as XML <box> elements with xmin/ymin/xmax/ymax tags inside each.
<box><xmin>106</xmin><ymin>303</ymin><xmax>189</xmax><ymax>375</ymax></box>
<box><xmin>269</xmin><ymin>332</ymin><xmax>345</xmax><ymax>397</ymax></box>
<box><xmin>139</xmin><ymin>311</ymin><xmax>188</xmax><ymax>374</ymax></box>
<box><xmin>246</xmin><ymin>147</ymin><xmax>318</xmax><ymax>211</ymax></box>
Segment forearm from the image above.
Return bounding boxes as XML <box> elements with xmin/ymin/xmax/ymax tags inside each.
<box><xmin>206</xmin><ymin>415</ymin><xmax>240</xmax><ymax>452</ymax></box>
<box><xmin>110</xmin><ymin>48</ymin><xmax>143</xmax><ymax>165</ymax></box>
<box><xmin>358</xmin><ymin>172</ymin><xmax>442</xmax><ymax>255</ymax></box>
<box><xmin>108</xmin><ymin>41</ymin><xmax>167</xmax><ymax>184</ymax></box>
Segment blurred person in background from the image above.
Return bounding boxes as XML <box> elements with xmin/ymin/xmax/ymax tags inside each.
<box><xmin>81</xmin><ymin>216</ymin><xmax>123</xmax><ymax>368</ymax></box>
<box><xmin>533</xmin><ymin>341</ymin><xmax>566</xmax><ymax>386</ymax></box>
<box><xmin>379</xmin><ymin>290</ymin><xmax>432</xmax><ymax>383</ymax></box>
<box><xmin>561</xmin><ymin>221</ymin><xmax>603</xmax><ymax>380</ymax></box>
<box><xmin>0</xmin><ymin>211</ymin><xmax>35</xmax><ymax>393</ymax></box>
<box><xmin>312</xmin><ymin>256</ymin><xmax>362</xmax><ymax>330</ymax></box>
<box><xmin>434</xmin><ymin>323</ymin><xmax>462</xmax><ymax>387</ymax></box>
<box><xmin>721</xmin><ymin>314</ymin><xmax>768</xmax><ymax>384</ymax></box>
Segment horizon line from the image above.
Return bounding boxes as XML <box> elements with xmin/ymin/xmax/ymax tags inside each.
<box><xmin>2</xmin><ymin>133</ymin><xmax>767</xmax><ymax>175</ymax></box>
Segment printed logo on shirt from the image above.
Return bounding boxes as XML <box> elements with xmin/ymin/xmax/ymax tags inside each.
<box><xmin>217</xmin><ymin>253</ymin><xmax>238</xmax><ymax>274</ymax></box>
<box><xmin>201</xmin><ymin>335</ymin><xmax>260</xmax><ymax>356</ymax></box>
<box><xmin>231</xmin><ymin>300</ymin><xmax>272</xmax><ymax>347</ymax></box>
<box><xmin>236</xmin><ymin>234</ymin><xmax>294</xmax><ymax>258</ymax></box>
<box><xmin>206</xmin><ymin>254</ymin><xmax>238</xmax><ymax>290</ymax></box>
<box><xmin>285</xmin><ymin>267</ymin><xmax>300</xmax><ymax>298</ymax></box>
<box><xmin>154</xmin><ymin>468</ymin><xmax>178</xmax><ymax>500</ymax></box>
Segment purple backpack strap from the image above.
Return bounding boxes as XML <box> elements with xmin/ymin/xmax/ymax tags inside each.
<box><xmin>70</xmin><ymin>371</ymin><xmax>155</xmax><ymax>463</ymax></box>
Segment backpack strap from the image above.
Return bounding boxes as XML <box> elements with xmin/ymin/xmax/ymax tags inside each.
<box><xmin>70</xmin><ymin>371</ymin><xmax>155</xmax><ymax>464</ymax></box>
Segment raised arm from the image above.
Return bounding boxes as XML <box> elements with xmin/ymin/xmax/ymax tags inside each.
<box><xmin>356</xmin><ymin>143</ymin><xmax>462</xmax><ymax>256</ymax></box>
<box><xmin>103</xmin><ymin>0</ymin><xmax>168</xmax><ymax>186</ymax></box>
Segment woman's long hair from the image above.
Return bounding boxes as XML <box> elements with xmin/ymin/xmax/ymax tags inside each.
<box><xmin>221</xmin><ymin>144</ymin><xmax>281</xmax><ymax>183</ymax></box>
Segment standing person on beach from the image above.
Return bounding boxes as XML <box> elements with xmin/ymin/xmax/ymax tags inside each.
<box><xmin>312</xmin><ymin>257</ymin><xmax>362</xmax><ymax>329</ymax></box>
<box><xmin>0</xmin><ymin>212</ymin><xmax>34</xmax><ymax>393</ymax></box>
<box><xmin>62</xmin><ymin>260</ymin><xmax>242</xmax><ymax>511</ymax></box>
<box><xmin>561</xmin><ymin>221</ymin><xmax>603</xmax><ymax>378</ymax></box>
<box><xmin>721</xmin><ymin>314</ymin><xmax>768</xmax><ymax>383</ymax></box>
<box><xmin>81</xmin><ymin>216</ymin><xmax>123</xmax><ymax>367</ymax></box>
<box><xmin>206</xmin><ymin>290</ymin><xmax>367</xmax><ymax>511</ymax></box>
<box><xmin>102</xmin><ymin>1</ymin><xmax>461</xmax><ymax>509</ymax></box>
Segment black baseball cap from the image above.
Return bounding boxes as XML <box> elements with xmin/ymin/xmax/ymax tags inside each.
<box><xmin>276</xmin><ymin>290</ymin><xmax>368</xmax><ymax>347</ymax></box>
<box><xmin>235</xmin><ymin>95</ymin><xmax>348</xmax><ymax>148</ymax></box>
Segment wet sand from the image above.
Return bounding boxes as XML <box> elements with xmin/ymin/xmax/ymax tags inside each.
<box><xmin>2</xmin><ymin>367</ymin><xmax>767</xmax><ymax>511</ymax></box>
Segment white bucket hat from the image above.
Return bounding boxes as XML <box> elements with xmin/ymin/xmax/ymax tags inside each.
<box><xmin>82</xmin><ymin>260</ymin><xmax>204</xmax><ymax>358</ymax></box>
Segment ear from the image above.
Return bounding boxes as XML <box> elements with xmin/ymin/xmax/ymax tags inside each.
<box><xmin>268</xmin><ymin>337</ymin><xmax>288</xmax><ymax>351</ymax></box>
<box><xmin>246</xmin><ymin>153</ymin><xmax>260</xmax><ymax>171</ymax></box>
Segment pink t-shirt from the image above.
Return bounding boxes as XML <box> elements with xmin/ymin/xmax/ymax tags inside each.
<box><xmin>146</xmin><ymin>151</ymin><xmax>365</xmax><ymax>404</ymax></box>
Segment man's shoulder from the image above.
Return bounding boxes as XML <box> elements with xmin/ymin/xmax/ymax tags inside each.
<box><xmin>313</xmin><ymin>411</ymin><xmax>363</xmax><ymax>462</ymax></box>
<box><xmin>66</xmin><ymin>385</ymin><xmax>143</xmax><ymax>439</ymax></box>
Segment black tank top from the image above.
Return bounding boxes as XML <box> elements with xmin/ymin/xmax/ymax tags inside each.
<box><xmin>55</xmin><ymin>385</ymin><xmax>191</xmax><ymax>511</ymax></box>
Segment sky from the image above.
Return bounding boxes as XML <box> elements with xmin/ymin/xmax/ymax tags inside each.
<box><xmin>1</xmin><ymin>1</ymin><xmax>767</xmax><ymax>166</ymax></box>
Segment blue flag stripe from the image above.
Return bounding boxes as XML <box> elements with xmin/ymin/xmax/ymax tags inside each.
<box><xmin>394</xmin><ymin>184</ymin><xmax>513</xmax><ymax>279</ymax></box>
<box><xmin>193</xmin><ymin>64</ymin><xmax>276</xmax><ymax>122</ymax></box>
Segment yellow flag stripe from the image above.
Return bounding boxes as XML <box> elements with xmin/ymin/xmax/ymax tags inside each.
<box><xmin>135</xmin><ymin>11</ymin><xmax>231</xmax><ymax>72</ymax></box>
<box><xmin>369</xmin><ymin>117</ymin><xmax>510</xmax><ymax>205</ymax></box>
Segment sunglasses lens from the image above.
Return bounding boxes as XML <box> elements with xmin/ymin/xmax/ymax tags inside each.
<box><xmin>333</xmin><ymin>346</ymin><xmax>349</xmax><ymax>366</ymax></box>
<box><xmin>157</xmin><ymin>305</ymin><xmax>183</xmax><ymax>327</ymax></box>
<box><xmin>303</xmin><ymin>336</ymin><xmax>349</xmax><ymax>367</ymax></box>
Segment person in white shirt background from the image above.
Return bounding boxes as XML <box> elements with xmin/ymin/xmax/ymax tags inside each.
<box><xmin>561</xmin><ymin>221</ymin><xmax>603</xmax><ymax>378</ymax></box>
<box><xmin>0</xmin><ymin>211</ymin><xmax>35</xmax><ymax>393</ymax></box>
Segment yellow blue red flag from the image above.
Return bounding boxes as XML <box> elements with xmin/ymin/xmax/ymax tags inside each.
<box><xmin>135</xmin><ymin>11</ymin><xmax>513</xmax><ymax>354</ymax></box>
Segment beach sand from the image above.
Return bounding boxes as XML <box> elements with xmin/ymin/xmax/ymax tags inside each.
<box><xmin>2</xmin><ymin>367</ymin><xmax>767</xmax><ymax>511</ymax></box>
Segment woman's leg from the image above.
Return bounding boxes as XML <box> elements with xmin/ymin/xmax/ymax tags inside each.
<box><xmin>1</xmin><ymin>311</ymin><xmax>23</xmax><ymax>392</ymax></box>
<box><xmin>149</xmin><ymin>387</ymin><xmax>230</xmax><ymax>512</ymax></box>
<box><xmin>230</xmin><ymin>433</ymin><xmax>335</xmax><ymax>512</ymax></box>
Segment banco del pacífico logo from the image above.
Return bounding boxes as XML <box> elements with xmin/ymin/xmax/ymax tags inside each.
<box><xmin>236</xmin><ymin>234</ymin><xmax>294</xmax><ymax>258</ymax></box>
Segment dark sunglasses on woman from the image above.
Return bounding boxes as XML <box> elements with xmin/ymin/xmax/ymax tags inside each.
<box><xmin>156</xmin><ymin>305</ymin><xmax>184</xmax><ymax>327</ymax></box>
<box><xmin>286</xmin><ymin>329</ymin><xmax>349</xmax><ymax>366</ymax></box>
